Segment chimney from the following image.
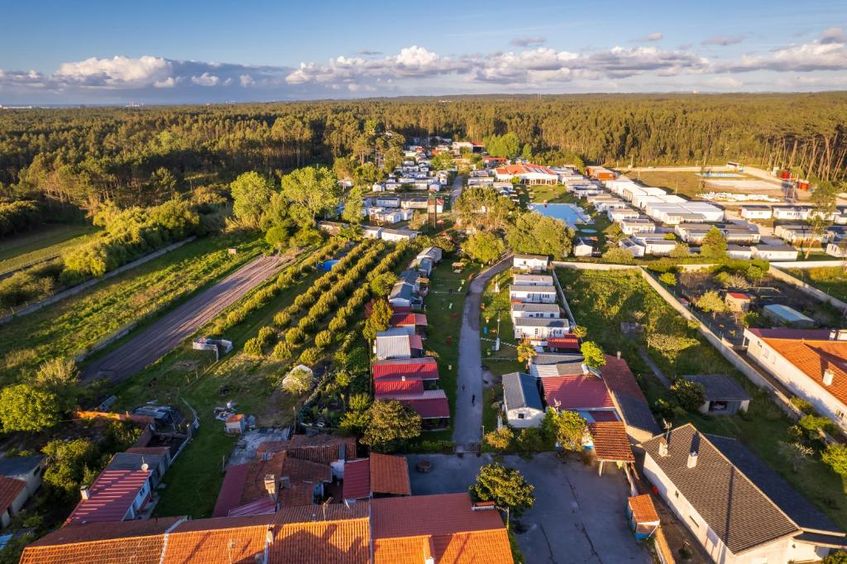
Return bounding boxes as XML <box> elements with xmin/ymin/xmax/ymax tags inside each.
<box><xmin>80</xmin><ymin>485</ymin><xmax>91</xmax><ymax>500</ymax></box>
<box><xmin>280</xmin><ymin>476</ymin><xmax>290</xmax><ymax>489</ymax></box>
<box><xmin>658</xmin><ymin>439</ymin><xmax>669</xmax><ymax>458</ymax></box>
<box><xmin>264</xmin><ymin>474</ymin><xmax>277</xmax><ymax>497</ymax></box>
<box><xmin>824</xmin><ymin>369</ymin><xmax>834</xmax><ymax>386</ymax></box>
<box><xmin>616</xmin><ymin>351</ymin><xmax>621</xmax><ymax>360</ymax></box>
<box><xmin>838</xmin><ymin>329</ymin><xmax>847</xmax><ymax>341</ymax></box>
<box><xmin>687</xmin><ymin>451</ymin><xmax>699</xmax><ymax>469</ymax></box>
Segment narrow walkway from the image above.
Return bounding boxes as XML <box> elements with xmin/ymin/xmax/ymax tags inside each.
<box><xmin>637</xmin><ymin>348</ymin><xmax>671</xmax><ymax>387</ymax></box>
<box><xmin>452</xmin><ymin>256</ymin><xmax>511</xmax><ymax>448</ymax></box>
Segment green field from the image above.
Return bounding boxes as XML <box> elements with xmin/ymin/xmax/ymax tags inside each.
<box><xmin>787</xmin><ymin>266</ymin><xmax>847</xmax><ymax>302</ymax></box>
<box><xmin>0</xmin><ymin>224</ymin><xmax>98</xmax><ymax>275</ymax></box>
<box><xmin>0</xmin><ymin>235</ymin><xmax>263</xmax><ymax>383</ymax></box>
<box><xmin>418</xmin><ymin>259</ymin><xmax>480</xmax><ymax>443</ymax></box>
<box><xmin>114</xmin><ymin>257</ymin><xmax>320</xmax><ymax>518</ymax></box>
<box><xmin>557</xmin><ymin>267</ymin><xmax>847</xmax><ymax>528</ymax></box>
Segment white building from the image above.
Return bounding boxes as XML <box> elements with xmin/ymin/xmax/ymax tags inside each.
<box><xmin>512</xmin><ymin>274</ymin><xmax>554</xmax><ymax>287</ymax></box>
<box><xmin>509</xmin><ymin>285</ymin><xmax>557</xmax><ymax>304</ymax></box>
<box><xmin>510</xmin><ymin>302</ymin><xmax>562</xmax><ymax>321</ymax></box>
<box><xmin>502</xmin><ymin>372</ymin><xmax>545</xmax><ymax>428</ymax></box>
<box><xmin>744</xmin><ymin>328</ymin><xmax>847</xmax><ymax>432</ymax></box>
<box><xmin>740</xmin><ymin>205</ymin><xmax>773</xmax><ymax>220</ymax></box>
<box><xmin>641</xmin><ymin>424</ymin><xmax>843</xmax><ymax>564</ymax></box>
<box><xmin>751</xmin><ymin>243</ymin><xmax>798</xmax><ymax>261</ymax></box>
<box><xmin>513</xmin><ymin>317</ymin><xmax>569</xmax><ymax>340</ymax></box>
<box><xmin>619</xmin><ymin>218</ymin><xmax>656</xmax><ymax>236</ymax></box>
<box><xmin>512</xmin><ymin>254</ymin><xmax>549</xmax><ymax>272</ymax></box>
<box><xmin>380</xmin><ymin>228</ymin><xmax>417</xmax><ymax>242</ymax></box>
<box><xmin>573</xmin><ymin>238</ymin><xmax>594</xmax><ymax>257</ymax></box>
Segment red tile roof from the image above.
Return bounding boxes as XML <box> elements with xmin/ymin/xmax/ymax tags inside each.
<box><xmin>0</xmin><ymin>476</ymin><xmax>26</xmax><ymax>516</ymax></box>
<box><xmin>342</xmin><ymin>459</ymin><xmax>371</xmax><ymax>500</ymax></box>
<box><xmin>254</xmin><ymin>434</ymin><xmax>356</xmax><ymax>465</ymax></box>
<box><xmin>65</xmin><ymin>468</ymin><xmax>151</xmax><ymax>525</ymax></box>
<box><xmin>372</xmin><ymin>493</ymin><xmax>512</xmax><ymax>564</ymax></box>
<box><xmin>390</xmin><ymin>313</ymin><xmax>428</xmax><ymax>327</ymax></box>
<box><xmin>495</xmin><ymin>164</ymin><xmax>556</xmax><ymax>177</ymax></box>
<box><xmin>546</xmin><ymin>335</ymin><xmax>580</xmax><ymax>352</ymax></box>
<box><xmin>727</xmin><ymin>292</ymin><xmax>751</xmax><ymax>300</ymax></box>
<box><xmin>753</xmin><ymin>330</ymin><xmax>847</xmax><ymax>406</ymax></box>
<box><xmin>270</xmin><ymin>514</ymin><xmax>371</xmax><ymax>563</ymax></box>
<box><xmin>372</xmin><ymin>357</ymin><xmax>439</xmax><ymax>380</ymax></box>
<box><xmin>375</xmin><ymin>379</ymin><xmax>425</xmax><ymax>396</ymax></box>
<box><xmin>628</xmin><ymin>494</ymin><xmax>660</xmax><ymax>524</ymax></box>
<box><xmin>165</xmin><ymin>520</ymin><xmax>268</xmax><ymax>563</ymax></box>
<box><xmin>588</xmin><ymin>421</ymin><xmax>635</xmax><ymax>462</ymax></box>
<box><xmin>379</xmin><ymin>390</ymin><xmax>450</xmax><ymax>419</ymax></box>
<box><xmin>369</xmin><ymin>453</ymin><xmax>411</xmax><ymax>497</ymax></box>
<box><xmin>541</xmin><ymin>375</ymin><xmax>614</xmax><ymax>410</ymax></box>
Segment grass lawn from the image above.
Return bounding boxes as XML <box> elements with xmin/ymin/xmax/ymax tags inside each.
<box><xmin>557</xmin><ymin>267</ymin><xmax>847</xmax><ymax>528</ymax></box>
<box><xmin>627</xmin><ymin>170</ymin><xmax>707</xmax><ymax>199</ymax></box>
<box><xmin>0</xmin><ymin>224</ymin><xmax>98</xmax><ymax>275</ymax></box>
<box><xmin>418</xmin><ymin>259</ymin><xmax>480</xmax><ymax>443</ymax></box>
<box><xmin>786</xmin><ymin>266</ymin><xmax>847</xmax><ymax>302</ymax></box>
<box><xmin>0</xmin><ymin>234</ymin><xmax>263</xmax><ymax>382</ymax></box>
<box><xmin>114</xmin><ymin>252</ymin><xmax>323</xmax><ymax>518</ymax></box>
<box><xmin>527</xmin><ymin>183</ymin><xmax>578</xmax><ymax>204</ymax></box>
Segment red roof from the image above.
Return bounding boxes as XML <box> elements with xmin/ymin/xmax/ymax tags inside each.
<box><xmin>410</xmin><ymin>335</ymin><xmax>423</xmax><ymax>350</ymax></box>
<box><xmin>0</xmin><ymin>476</ymin><xmax>26</xmax><ymax>515</ymax></box>
<box><xmin>390</xmin><ymin>313</ymin><xmax>428</xmax><ymax>328</ymax></box>
<box><xmin>212</xmin><ymin>463</ymin><xmax>250</xmax><ymax>517</ymax></box>
<box><xmin>372</xmin><ymin>357</ymin><xmax>439</xmax><ymax>380</ymax></box>
<box><xmin>378</xmin><ymin>390</ymin><xmax>450</xmax><ymax>419</ymax></box>
<box><xmin>375</xmin><ymin>379</ymin><xmax>425</xmax><ymax>396</ymax></box>
<box><xmin>600</xmin><ymin>355</ymin><xmax>646</xmax><ymax>400</ymax></box>
<box><xmin>588</xmin><ymin>421</ymin><xmax>635</xmax><ymax>462</ymax></box>
<box><xmin>542</xmin><ymin>375</ymin><xmax>614</xmax><ymax>410</ymax></box>
<box><xmin>369</xmin><ymin>453</ymin><xmax>411</xmax><ymax>497</ymax></box>
<box><xmin>343</xmin><ymin>459</ymin><xmax>371</xmax><ymax>500</ymax></box>
<box><xmin>546</xmin><ymin>335</ymin><xmax>580</xmax><ymax>352</ymax></box>
<box><xmin>66</xmin><ymin>468</ymin><xmax>151</xmax><ymax>525</ymax></box>
<box><xmin>495</xmin><ymin>164</ymin><xmax>556</xmax><ymax>176</ymax></box>
<box><xmin>727</xmin><ymin>292</ymin><xmax>751</xmax><ymax>300</ymax></box>
<box><xmin>629</xmin><ymin>494</ymin><xmax>660</xmax><ymax>524</ymax></box>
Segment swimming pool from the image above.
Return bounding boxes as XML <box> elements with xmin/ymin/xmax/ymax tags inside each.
<box><xmin>528</xmin><ymin>203</ymin><xmax>591</xmax><ymax>227</ymax></box>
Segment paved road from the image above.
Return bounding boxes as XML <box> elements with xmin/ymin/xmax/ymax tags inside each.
<box><xmin>408</xmin><ymin>454</ymin><xmax>649</xmax><ymax>564</ymax></box>
<box><xmin>83</xmin><ymin>254</ymin><xmax>286</xmax><ymax>383</ymax></box>
<box><xmin>452</xmin><ymin>256</ymin><xmax>512</xmax><ymax>448</ymax></box>
<box><xmin>450</xmin><ymin>173</ymin><xmax>465</xmax><ymax>204</ymax></box>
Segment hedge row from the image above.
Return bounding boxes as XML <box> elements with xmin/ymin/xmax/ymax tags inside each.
<box><xmin>0</xmin><ymin>200</ymin><xmax>42</xmax><ymax>238</ymax></box>
<box><xmin>208</xmin><ymin>238</ymin><xmax>342</xmax><ymax>335</ymax></box>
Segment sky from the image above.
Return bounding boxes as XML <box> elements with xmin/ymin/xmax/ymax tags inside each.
<box><xmin>1</xmin><ymin>0</ymin><xmax>846</xmax><ymax>105</ymax></box>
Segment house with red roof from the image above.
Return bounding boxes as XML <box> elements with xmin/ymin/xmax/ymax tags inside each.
<box><xmin>342</xmin><ymin>453</ymin><xmax>411</xmax><ymax>502</ymax></box>
<box><xmin>494</xmin><ymin>164</ymin><xmax>559</xmax><ymax>185</ymax></box>
<box><xmin>372</xmin><ymin>357</ymin><xmax>439</xmax><ymax>383</ymax></box>
<box><xmin>389</xmin><ymin>312</ymin><xmax>428</xmax><ymax>335</ymax></box>
<box><xmin>377</xmin><ymin>390</ymin><xmax>450</xmax><ymax>429</ymax></box>
<box><xmin>744</xmin><ymin>328</ymin><xmax>847</xmax><ymax>431</ymax></box>
<box><xmin>65</xmin><ymin>467</ymin><xmax>153</xmax><ymax>526</ymax></box>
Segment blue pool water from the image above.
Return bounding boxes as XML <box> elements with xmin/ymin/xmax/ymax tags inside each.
<box><xmin>528</xmin><ymin>203</ymin><xmax>590</xmax><ymax>227</ymax></box>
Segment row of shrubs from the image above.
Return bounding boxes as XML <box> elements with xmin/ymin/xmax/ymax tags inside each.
<box><xmin>207</xmin><ymin>238</ymin><xmax>343</xmax><ymax>335</ymax></box>
<box><xmin>60</xmin><ymin>199</ymin><xmax>203</xmax><ymax>284</ymax></box>
<box><xmin>0</xmin><ymin>200</ymin><xmax>42</xmax><ymax>238</ymax></box>
<box><xmin>243</xmin><ymin>239</ymin><xmax>384</xmax><ymax>361</ymax></box>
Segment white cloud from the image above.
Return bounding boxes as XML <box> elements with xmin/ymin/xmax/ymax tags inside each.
<box><xmin>821</xmin><ymin>27</ymin><xmax>846</xmax><ymax>45</ymax></box>
<box><xmin>55</xmin><ymin>55</ymin><xmax>171</xmax><ymax>87</ymax></box>
<box><xmin>239</xmin><ymin>74</ymin><xmax>255</xmax><ymax>87</ymax></box>
<box><xmin>190</xmin><ymin>72</ymin><xmax>220</xmax><ymax>86</ymax></box>
<box><xmin>644</xmin><ymin>32</ymin><xmax>664</xmax><ymax>42</ymax></box>
<box><xmin>720</xmin><ymin>35</ymin><xmax>847</xmax><ymax>73</ymax></box>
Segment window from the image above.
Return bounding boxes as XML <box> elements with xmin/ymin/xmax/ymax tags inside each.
<box><xmin>518</xmin><ymin>413</ymin><xmax>525</xmax><ymax>419</ymax></box>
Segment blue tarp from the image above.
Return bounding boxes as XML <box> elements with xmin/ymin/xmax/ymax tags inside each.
<box><xmin>319</xmin><ymin>259</ymin><xmax>340</xmax><ymax>271</ymax></box>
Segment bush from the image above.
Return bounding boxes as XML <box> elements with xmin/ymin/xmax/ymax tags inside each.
<box><xmin>658</xmin><ymin>272</ymin><xmax>677</xmax><ymax>286</ymax></box>
<box><xmin>315</xmin><ymin>330</ymin><xmax>333</xmax><ymax>349</ymax></box>
<box><xmin>285</xmin><ymin>327</ymin><xmax>304</xmax><ymax>345</ymax></box>
<box><xmin>273</xmin><ymin>311</ymin><xmax>291</xmax><ymax>327</ymax></box>
<box><xmin>243</xmin><ymin>337</ymin><xmax>263</xmax><ymax>357</ymax></box>
<box><xmin>484</xmin><ymin>427</ymin><xmax>514</xmax><ymax>451</ymax></box>
<box><xmin>602</xmin><ymin>247</ymin><xmax>635</xmax><ymax>264</ymax></box>
<box><xmin>282</xmin><ymin>365</ymin><xmax>313</xmax><ymax>394</ymax></box>
<box><xmin>670</xmin><ymin>379</ymin><xmax>706</xmax><ymax>411</ymax></box>
<box><xmin>299</xmin><ymin>347</ymin><xmax>321</xmax><ymax>365</ymax></box>
<box><xmin>271</xmin><ymin>341</ymin><xmax>292</xmax><ymax>360</ymax></box>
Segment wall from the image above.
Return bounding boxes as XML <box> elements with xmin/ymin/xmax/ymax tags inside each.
<box><xmin>745</xmin><ymin>332</ymin><xmax>847</xmax><ymax>433</ymax></box>
<box><xmin>506</xmin><ymin>407</ymin><xmax>544</xmax><ymax>428</ymax></box>
<box><xmin>767</xmin><ymin>265</ymin><xmax>847</xmax><ymax>312</ymax></box>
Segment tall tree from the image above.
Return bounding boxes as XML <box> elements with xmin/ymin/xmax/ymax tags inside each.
<box><xmin>281</xmin><ymin>166</ymin><xmax>341</xmax><ymax>227</ymax></box>
<box><xmin>230</xmin><ymin>172</ymin><xmax>275</xmax><ymax>228</ymax></box>
<box><xmin>469</xmin><ymin>463</ymin><xmax>535</xmax><ymax>516</ymax></box>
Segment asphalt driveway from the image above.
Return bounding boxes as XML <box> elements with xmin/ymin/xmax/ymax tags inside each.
<box><xmin>407</xmin><ymin>453</ymin><xmax>650</xmax><ymax>564</ymax></box>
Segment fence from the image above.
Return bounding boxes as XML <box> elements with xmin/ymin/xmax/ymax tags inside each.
<box><xmin>767</xmin><ymin>265</ymin><xmax>847</xmax><ymax>312</ymax></box>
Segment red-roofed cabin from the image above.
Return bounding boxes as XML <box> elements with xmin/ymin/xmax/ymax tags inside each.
<box><xmin>390</xmin><ymin>312</ymin><xmax>428</xmax><ymax>335</ymax></box>
<box><xmin>65</xmin><ymin>467</ymin><xmax>153</xmax><ymax>525</ymax></box>
<box><xmin>372</xmin><ymin>357</ymin><xmax>440</xmax><ymax>382</ymax></box>
<box><xmin>725</xmin><ymin>292</ymin><xmax>753</xmax><ymax>313</ymax></box>
<box><xmin>541</xmin><ymin>375</ymin><xmax>615</xmax><ymax>411</ymax></box>
<box><xmin>343</xmin><ymin>453</ymin><xmax>411</xmax><ymax>502</ymax></box>
<box><xmin>376</xmin><ymin>390</ymin><xmax>450</xmax><ymax>430</ymax></box>
<box><xmin>547</xmin><ymin>335</ymin><xmax>580</xmax><ymax>353</ymax></box>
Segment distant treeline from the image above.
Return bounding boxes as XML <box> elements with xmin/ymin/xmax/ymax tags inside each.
<box><xmin>0</xmin><ymin>93</ymin><xmax>845</xmax><ymax>208</ymax></box>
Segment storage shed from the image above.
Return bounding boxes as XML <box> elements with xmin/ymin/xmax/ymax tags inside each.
<box><xmin>762</xmin><ymin>304</ymin><xmax>815</xmax><ymax>328</ymax></box>
<box><xmin>502</xmin><ymin>372</ymin><xmax>545</xmax><ymax>428</ymax></box>
<box><xmin>685</xmin><ymin>374</ymin><xmax>751</xmax><ymax>415</ymax></box>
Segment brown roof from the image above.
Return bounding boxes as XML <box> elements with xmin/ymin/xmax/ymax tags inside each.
<box><xmin>600</xmin><ymin>355</ymin><xmax>659</xmax><ymax>437</ymax></box>
<box><xmin>371</xmin><ymin>493</ymin><xmax>512</xmax><ymax>564</ymax></box>
<box><xmin>628</xmin><ymin>494</ymin><xmax>660</xmax><ymax>524</ymax></box>
<box><xmin>20</xmin><ymin>518</ymin><xmax>182</xmax><ymax>564</ymax></box>
<box><xmin>269</xmin><ymin>516</ymin><xmax>371</xmax><ymax>563</ymax></box>
<box><xmin>369</xmin><ymin>453</ymin><xmax>411</xmax><ymax>496</ymax></box>
<box><xmin>0</xmin><ymin>476</ymin><xmax>26</xmax><ymax>515</ymax></box>
<box><xmin>164</xmin><ymin>521</ymin><xmax>268</xmax><ymax>563</ymax></box>
<box><xmin>756</xmin><ymin>334</ymin><xmax>847</xmax><ymax>407</ymax></box>
<box><xmin>588</xmin><ymin>421</ymin><xmax>635</xmax><ymax>462</ymax></box>
<box><xmin>255</xmin><ymin>434</ymin><xmax>357</xmax><ymax>465</ymax></box>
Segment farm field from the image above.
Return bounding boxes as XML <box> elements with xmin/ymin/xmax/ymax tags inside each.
<box><xmin>0</xmin><ymin>234</ymin><xmax>263</xmax><ymax>383</ymax></box>
<box><xmin>0</xmin><ymin>224</ymin><xmax>98</xmax><ymax>275</ymax></box>
<box><xmin>786</xmin><ymin>266</ymin><xmax>847</xmax><ymax>302</ymax></box>
<box><xmin>557</xmin><ymin>267</ymin><xmax>847</xmax><ymax>529</ymax></box>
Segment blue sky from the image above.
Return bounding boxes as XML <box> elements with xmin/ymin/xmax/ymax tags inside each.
<box><xmin>1</xmin><ymin>0</ymin><xmax>845</xmax><ymax>104</ymax></box>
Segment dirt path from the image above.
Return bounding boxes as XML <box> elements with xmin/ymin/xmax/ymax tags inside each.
<box><xmin>82</xmin><ymin>254</ymin><xmax>285</xmax><ymax>383</ymax></box>
<box><xmin>452</xmin><ymin>255</ymin><xmax>512</xmax><ymax>448</ymax></box>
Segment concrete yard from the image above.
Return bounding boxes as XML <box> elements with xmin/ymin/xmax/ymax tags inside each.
<box><xmin>407</xmin><ymin>453</ymin><xmax>650</xmax><ymax>564</ymax></box>
<box><xmin>83</xmin><ymin>254</ymin><xmax>286</xmax><ymax>383</ymax></box>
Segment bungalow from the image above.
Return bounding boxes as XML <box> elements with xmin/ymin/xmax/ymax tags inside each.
<box><xmin>502</xmin><ymin>372</ymin><xmax>545</xmax><ymax>428</ymax></box>
<box><xmin>641</xmin><ymin>424</ymin><xmax>845</xmax><ymax>563</ymax></box>
<box><xmin>381</xmin><ymin>389</ymin><xmax>450</xmax><ymax>429</ymax></box>
<box><xmin>372</xmin><ymin>357</ymin><xmax>439</xmax><ymax>383</ymax></box>
<box><xmin>727</xmin><ymin>244</ymin><xmax>753</xmax><ymax>260</ymax></box>
<box><xmin>494</xmin><ymin>163</ymin><xmax>559</xmax><ymax>185</ymax></box>
<box><xmin>512</xmin><ymin>254</ymin><xmax>549</xmax><ymax>272</ymax></box>
<box><xmin>389</xmin><ymin>312</ymin><xmax>428</xmax><ymax>334</ymax></box>
<box><xmin>541</xmin><ymin>374</ymin><xmax>615</xmax><ymax>414</ymax></box>
<box><xmin>773</xmin><ymin>206</ymin><xmax>813</xmax><ymax>221</ymax></box>
<box><xmin>743</xmin><ymin>328</ymin><xmax>847</xmax><ymax>431</ymax></box>
<box><xmin>684</xmin><ymin>374</ymin><xmax>751</xmax><ymax>415</ymax></box>
<box><xmin>509</xmin><ymin>284</ymin><xmax>557</xmax><ymax>304</ymax></box>
<box><xmin>724</xmin><ymin>291</ymin><xmax>753</xmax><ymax>313</ymax></box>
<box><xmin>632</xmin><ymin>236</ymin><xmax>676</xmax><ymax>256</ymax></box>
<box><xmin>512</xmin><ymin>273</ymin><xmax>554</xmax><ymax>287</ymax></box>
<box><xmin>586</xmin><ymin>166</ymin><xmax>616</xmax><ymax>181</ymax></box>
<box><xmin>388</xmin><ymin>271</ymin><xmax>420</xmax><ymax>309</ymax></box>
<box><xmin>66</xmin><ymin>462</ymin><xmax>154</xmax><ymax>525</ymax></box>
<box><xmin>416</xmin><ymin>246</ymin><xmax>443</xmax><ymax>264</ymax></box>
<box><xmin>740</xmin><ymin>205</ymin><xmax>773</xmax><ymax>220</ymax></box>
<box><xmin>826</xmin><ymin>239</ymin><xmax>847</xmax><ymax>258</ymax></box>
<box><xmin>619</xmin><ymin>218</ymin><xmax>656</xmax><ymax>236</ymax></box>
<box><xmin>0</xmin><ymin>456</ymin><xmax>43</xmax><ymax>529</ymax></box>
<box><xmin>608</xmin><ymin>207</ymin><xmax>641</xmax><ymax>222</ymax></box>
<box><xmin>513</xmin><ymin>317</ymin><xmax>569</xmax><ymax>341</ymax></box>
<box><xmin>545</xmin><ymin>335</ymin><xmax>581</xmax><ymax>353</ymax></box>
<box><xmin>531</xmin><ymin>358</ymin><xmax>588</xmax><ymax>379</ymax></box>
<box><xmin>774</xmin><ymin>224</ymin><xmax>823</xmax><ymax>245</ymax></box>
<box><xmin>374</xmin><ymin>329</ymin><xmax>424</xmax><ymax>360</ymax></box>
<box><xmin>363</xmin><ymin>226</ymin><xmax>383</xmax><ymax>239</ymax></box>
<box><xmin>573</xmin><ymin>238</ymin><xmax>594</xmax><ymax>257</ymax></box>
<box><xmin>342</xmin><ymin>453</ymin><xmax>411</xmax><ymax>502</ymax></box>
<box><xmin>510</xmin><ymin>302</ymin><xmax>562</xmax><ymax>321</ymax></box>
<box><xmin>751</xmin><ymin>242</ymin><xmax>798</xmax><ymax>261</ymax></box>
<box><xmin>380</xmin><ymin>228</ymin><xmax>417</xmax><ymax>242</ymax></box>
<box><xmin>619</xmin><ymin>238</ymin><xmax>646</xmax><ymax>258</ymax></box>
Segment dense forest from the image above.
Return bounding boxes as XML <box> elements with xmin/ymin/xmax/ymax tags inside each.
<box><xmin>1</xmin><ymin>93</ymin><xmax>845</xmax><ymax>210</ymax></box>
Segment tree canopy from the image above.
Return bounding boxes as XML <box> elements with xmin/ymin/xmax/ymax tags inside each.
<box><xmin>469</xmin><ymin>463</ymin><xmax>535</xmax><ymax>515</ymax></box>
<box><xmin>362</xmin><ymin>400</ymin><xmax>422</xmax><ymax>452</ymax></box>
<box><xmin>464</xmin><ymin>231</ymin><xmax>505</xmax><ymax>265</ymax></box>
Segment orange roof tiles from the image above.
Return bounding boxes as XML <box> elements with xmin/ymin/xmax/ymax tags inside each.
<box><xmin>164</xmin><ymin>522</ymin><xmax>268</xmax><ymax>563</ymax></box>
<box><xmin>435</xmin><ymin>529</ymin><xmax>514</xmax><ymax>564</ymax></box>
<box><xmin>369</xmin><ymin>453</ymin><xmax>411</xmax><ymax>496</ymax></box>
<box><xmin>255</xmin><ymin>434</ymin><xmax>356</xmax><ymax>465</ymax></box>
<box><xmin>758</xmin><ymin>335</ymin><xmax>847</xmax><ymax>406</ymax></box>
<box><xmin>270</xmin><ymin>516</ymin><xmax>371</xmax><ymax>563</ymax></box>
<box><xmin>628</xmin><ymin>494</ymin><xmax>660</xmax><ymax>524</ymax></box>
<box><xmin>588</xmin><ymin>421</ymin><xmax>635</xmax><ymax>462</ymax></box>
<box><xmin>0</xmin><ymin>475</ymin><xmax>25</xmax><ymax>515</ymax></box>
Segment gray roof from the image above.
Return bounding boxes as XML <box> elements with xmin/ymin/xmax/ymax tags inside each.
<box><xmin>0</xmin><ymin>455</ymin><xmax>42</xmax><ymax>478</ymax></box>
<box><xmin>374</xmin><ymin>333</ymin><xmax>414</xmax><ymax>359</ymax></box>
<box><xmin>512</xmin><ymin>274</ymin><xmax>554</xmax><ymax>285</ymax></box>
<box><xmin>502</xmin><ymin>372</ymin><xmax>544</xmax><ymax>411</ymax></box>
<box><xmin>533</xmin><ymin>353</ymin><xmax>584</xmax><ymax>366</ymax></box>
<box><xmin>108</xmin><ymin>452</ymin><xmax>165</xmax><ymax>472</ymax></box>
<box><xmin>510</xmin><ymin>284</ymin><xmax>557</xmax><ymax>294</ymax></box>
<box><xmin>642</xmin><ymin>424</ymin><xmax>841</xmax><ymax>554</ymax></box>
<box><xmin>533</xmin><ymin>362</ymin><xmax>586</xmax><ymax>377</ymax></box>
<box><xmin>511</xmin><ymin>303</ymin><xmax>562</xmax><ymax>313</ymax></box>
<box><xmin>685</xmin><ymin>374</ymin><xmax>751</xmax><ymax>402</ymax></box>
<box><xmin>514</xmin><ymin>254</ymin><xmax>548</xmax><ymax>261</ymax></box>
